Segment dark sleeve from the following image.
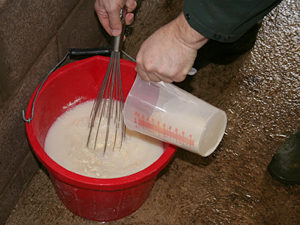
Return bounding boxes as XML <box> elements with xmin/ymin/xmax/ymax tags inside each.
<box><xmin>183</xmin><ymin>0</ymin><xmax>282</xmax><ymax>42</ymax></box>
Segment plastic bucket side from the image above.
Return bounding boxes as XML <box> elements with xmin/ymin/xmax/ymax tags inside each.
<box><xmin>24</xmin><ymin>55</ymin><xmax>176</xmax><ymax>221</ymax></box>
<box><xmin>50</xmin><ymin>173</ymin><xmax>156</xmax><ymax>221</ymax></box>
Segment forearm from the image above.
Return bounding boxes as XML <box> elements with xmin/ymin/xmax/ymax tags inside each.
<box><xmin>174</xmin><ymin>12</ymin><xmax>208</xmax><ymax>50</ymax></box>
<box><xmin>183</xmin><ymin>0</ymin><xmax>282</xmax><ymax>42</ymax></box>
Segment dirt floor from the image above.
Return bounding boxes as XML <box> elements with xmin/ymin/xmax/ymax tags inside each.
<box><xmin>6</xmin><ymin>0</ymin><xmax>299</xmax><ymax>224</ymax></box>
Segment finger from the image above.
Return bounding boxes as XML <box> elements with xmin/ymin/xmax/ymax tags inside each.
<box><xmin>150</xmin><ymin>71</ymin><xmax>173</xmax><ymax>83</ymax></box>
<box><xmin>107</xmin><ymin>5</ymin><xmax>123</xmax><ymax>36</ymax></box>
<box><xmin>156</xmin><ymin>74</ymin><xmax>173</xmax><ymax>83</ymax></box>
<box><xmin>148</xmin><ymin>73</ymin><xmax>161</xmax><ymax>82</ymax></box>
<box><xmin>125</xmin><ymin>13</ymin><xmax>134</xmax><ymax>25</ymax></box>
<box><xmin>98</xmin><ymin>13</ymin><xmax>113</xmax><ymax>35</ymax></box>
<box><xmin>94</xmin><ymin>1</ymin><xmax>112</xmax><ymax>35</ymax></box>
<box><xmin>138</xmin><ymin>71</ymin><xmax>151</xmax><ymax>82</ymax></box>
<box><xmin>125</xmin><ymin>0</ymin><xmax>137</xmax><ymax>12</ymax></box>
<box><xmin>172</xmin><ymin>74</ymin><xmax>186</xmax><ymax>83</ymax></box>
<box><xmin>135</xmin><ymin>66</ymin><xmax>150</xmax><ymax>81</ymax></box>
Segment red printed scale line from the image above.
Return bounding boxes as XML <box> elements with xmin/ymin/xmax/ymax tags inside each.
<box><xmin>136</xmin><ymin>116</ymin><xmax>194</xmax><ymax>147</ymax></box>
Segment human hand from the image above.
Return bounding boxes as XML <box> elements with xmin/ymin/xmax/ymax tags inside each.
<box><xmin>136</xmin><ymin>12</ymin><xmax>208</xmax><ymax>83</ymax></box>
<box><xmin>94</xmin><ymin>0</ymin><xmax>137</xmax><ymax>36</ymax></box>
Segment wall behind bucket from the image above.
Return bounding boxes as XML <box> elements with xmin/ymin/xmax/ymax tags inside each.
<box><xmin>0</xmin><ymin>0</ymin><xmax>109</xmax><ymax>223</ymax></box>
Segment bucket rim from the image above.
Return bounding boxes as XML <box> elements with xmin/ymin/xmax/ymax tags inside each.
<box><xmin>25</xmin><ymin>56</ymin><xmax>177</xmax><ymax>191</ymax></box>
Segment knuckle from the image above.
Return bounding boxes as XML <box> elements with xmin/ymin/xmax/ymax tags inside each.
<box><xmin>144</xmin><ymin>60</ymin><xmax>154</xmax><ymax>72</ymax></box>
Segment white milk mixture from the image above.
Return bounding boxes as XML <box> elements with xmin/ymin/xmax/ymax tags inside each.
<box><xmin>44</xmin><ymin>100</ymin><xmax>164</xmax><ymax>178</ymax></box>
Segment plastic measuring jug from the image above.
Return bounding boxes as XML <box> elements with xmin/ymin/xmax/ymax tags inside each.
<box><xmin>123</xmin><ymin>75</ymin><xmax>227</xmax><ymax>157</ymax></box>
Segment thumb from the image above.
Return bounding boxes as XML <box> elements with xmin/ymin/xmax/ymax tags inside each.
<box><xmin>108</xmin><ymin>7</ymin><xmax>123</xmax><ymax>36</ymax></box>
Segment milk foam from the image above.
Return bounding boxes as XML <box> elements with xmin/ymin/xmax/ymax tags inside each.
<box><xmin>44</xmin><ymin>100</ymin><xmax>164</xmax><ymax>178</ymax></box>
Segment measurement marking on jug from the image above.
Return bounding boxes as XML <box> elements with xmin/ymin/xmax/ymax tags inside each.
<box><xmin>134</xmin><ymin>112</ymin><xmax>195</xmax><ymax>147</ymax></box>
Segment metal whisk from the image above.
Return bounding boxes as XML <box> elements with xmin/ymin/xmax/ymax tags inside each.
<box><xmin>87</xmin><ymin>10</ymin><xmax>126</xmax><ymax>154</ymax></box>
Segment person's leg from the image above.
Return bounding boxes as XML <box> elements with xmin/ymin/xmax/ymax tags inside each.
<box><xmin>268</xmin><ymin>130</ymin><xmax>300</xmax><ymax>184</ymax></box>
<box><xmin>193</xmin><ymin>22</ymin><xmax>261</xmax><ymax>69</ymax></box>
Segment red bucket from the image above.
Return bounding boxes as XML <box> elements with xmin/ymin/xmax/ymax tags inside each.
<box><xmin>24</xmin><ymin>55</ymin><xmax>176</xmax><ymax>221</ymax></box>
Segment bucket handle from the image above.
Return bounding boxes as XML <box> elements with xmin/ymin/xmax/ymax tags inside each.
<box><xmin>22</xmin><ymin>47</ymin><xmax>111</xmax><ymax>123</ymax></box>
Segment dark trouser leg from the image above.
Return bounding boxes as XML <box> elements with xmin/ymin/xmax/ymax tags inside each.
<box><xmin>193</xmin><ymin>22</ymin><xmax>262</xmax><ymax>69</ymax></box>
<box><xmin>268</xmin><ymin>130</ymin><xmax>300</xmax><ymax>184</ymax></box>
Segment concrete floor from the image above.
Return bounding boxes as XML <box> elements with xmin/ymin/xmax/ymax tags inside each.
<box><xmin>6</xmin><ymin>0</ymin><xmax>299</xmax><ymax>224</ymax></box>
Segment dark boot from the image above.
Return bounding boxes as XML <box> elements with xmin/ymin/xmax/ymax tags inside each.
<box><xmin>193</xmin><ymin>22</ymin><xmax>261</xmax><ymax>69</ymax></box>
<box><xmin>268</xmin><ymin>130</ymin><xmax>300</xmax><ymax>185</ymax></box>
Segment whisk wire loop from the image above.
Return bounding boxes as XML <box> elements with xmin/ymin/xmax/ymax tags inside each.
<box><xmin>87</xmin><ymin>8</ymin><xmax>126</xmax><ymax>155</ymax></box>
<box><xmin>87</xmin><ymin>51</ymin><xmax>125</xmax><ymax>155</ymax></box>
